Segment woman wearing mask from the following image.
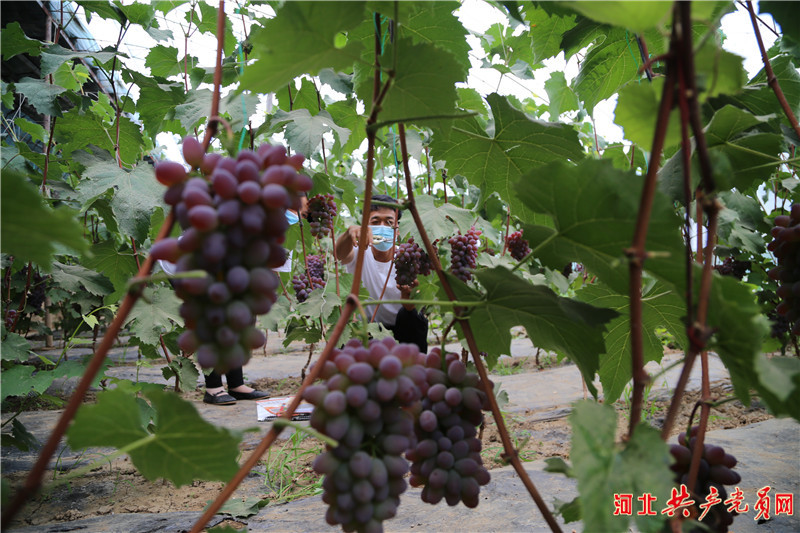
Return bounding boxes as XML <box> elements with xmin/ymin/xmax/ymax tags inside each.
<box><xmin>334</xmin><ymin>194</ymin><xmax>428</xmax><ymax>352</ymax></box>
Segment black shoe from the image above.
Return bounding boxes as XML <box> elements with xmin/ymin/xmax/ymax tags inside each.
<box><xmin>203</xmin><ymin>391</ymin><xmax>237</xmax><ymax>405</ymax></box>
<box><xmin>228</xmin><ymin>389</ymin><xmax>270</xmax><ymax>400</ymax></box>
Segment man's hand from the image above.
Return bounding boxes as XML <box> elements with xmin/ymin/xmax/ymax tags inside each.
<box><xmin>398</xmin><ymin>279</ymin><xmax>419</xmax><ymax>310</ymax></box>
<box><xmin>336</xmin><ymin>225</ymin><xmax>373</xmax><ymax>264</ymax></box>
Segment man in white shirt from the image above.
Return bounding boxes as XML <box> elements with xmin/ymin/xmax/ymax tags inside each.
<box><xmin>335</xmin><ymin>194</ymin><xmax>428</xmax><ymax>351</ymax></box>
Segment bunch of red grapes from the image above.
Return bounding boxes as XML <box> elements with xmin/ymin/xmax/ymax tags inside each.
<box><xmin>669</xmin><ymin>427</ymin><xmax>741</xmax><ymax>532</ymax></box>
<box><xmin>506</xmin><ymin>230</ymin><xmax>531</xmax><ymax>261</ymax></box>
<box><xmin>394</xmin><ymin>238</ymin><xmax>431</xmax><ymax>287</ymax></box>
<box><xmin>713</xmin><ymin>257</ymin><xmax>750</xmax><ymax>280</ymax></box>
<box><xmin>448</xmin><ymin>227</ymin><xmax>481</xmax><ymax>283</ymax></box>
<box><xmin>151</xmin><ymin>136</ymin><xmax>311</xmax><ymax>372</ymax></box>
<box><xmin>768</xmin><ymin>205</ymin><xmax>800</xmax><ymax>335</ymax></box>
<box><xmin>306</xmin><ymin>193</ymin><xmax>337</xmax><ymax>238</ymax></box>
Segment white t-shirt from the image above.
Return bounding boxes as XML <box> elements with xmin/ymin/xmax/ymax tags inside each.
<box><xmin>273</xmin><ymin>250</ymin><xmax>293</xmax><ymax>273</ymax></box>
<box><xmin>345</xmin><ymin>247</ymin><xmax>401</xmax><ymax>326</ymax></box>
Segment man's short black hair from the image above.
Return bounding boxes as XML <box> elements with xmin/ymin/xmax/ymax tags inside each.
<box><xmin>369</xmin><ymin>194</ymin><xmax>401</xmax><ymax>220</ymax></box>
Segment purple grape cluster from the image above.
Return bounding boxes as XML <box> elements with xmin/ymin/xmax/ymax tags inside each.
<box><xmin>506</xmin><ymin>230</ymin><xmax>531</xmax><ymax>261</ymax></box>
<box><xmin>448</xmin><ymin>227</ymin><xmax>481</xmax><ymax>282</ymax></box>
<box><xmin>306</xmin><ymin>193</ymin><xmax>337</xmax><ymax>238</ymax></box>
<box><xmin>304</xmin><ymin>338</ymin><xmax>429</xmax><ymax>533</ymax></box>
<box><xmin>407</xmin><ymin>348</ymin><xmax>491</xmax><ymax>508</ymax></box>
<box><xmin>307</xmin><ymin>254</ymin><xmax>326</xmax><ymax>280</ymax></box>
<box><xmin>393</xmin><ymin>238</ymin><xmax>431</xmax><ymax>287</ymax></box>
<box><xmin>4</xmin><ymin>309</ymin><xmax>18</xmax><ymax>331</ymax></box>
<box><xmin>292</xmin><ymin>273</ymin><xmax>324</xmax><ymax>303</ymax></box>
<box><xmin>150</xmin><ymin>136</ymin><xmax>312</xmax><ymax>372</ymax></box>
<box><xmin>714</xmin><ymin>257</ymin><xmax>750</xmax><ymax>280</ymax></box>
<box><xmin>768</xmin><ymin>205</ymin><xmax>800</xmax><ymax>335</ymax></box>
<box><xmin>669</xmin><ymin>427</ymin><xmax>740</xmax><ymax>531</ymax></box>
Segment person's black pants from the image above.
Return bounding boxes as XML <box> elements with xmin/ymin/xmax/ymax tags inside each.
<box><xmin>204</xmin><ymin>367</ymin><xmax>244</xmax><ymax>389</ymax></box>
<box><xmin>385</xmin><ymin>307</ymin><xmax>428</xmax><ymax>353</ymax></box>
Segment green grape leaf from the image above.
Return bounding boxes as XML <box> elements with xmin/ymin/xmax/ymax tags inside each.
<box><xmin>397</xmin><ymin>196</ymin><xmax>477</xmax><ymax>244</ymax></box>
<box><xmin>753</xmin><ymin>354</ymin><xmax>800</xmax><ymax>420</ymax></box>
<box><xmin>135</xmin><ymin>80</ymin><xmax>187</xmax><ymax>137</ymax></box>
<box><xmin>1</xmin><ymin>332</ymin><xmax>33</xmax><ymax>362</ymax></box>
<box><xmin>520</xmin><ymin>5</ymin><xmax>578</xmax><ymax>64</ymax></box>
<box><xmin>82</xmin><ymin>241</ymin><xmax>139</xmax><ymax>304</ymax></box>
<box><xmin>1</xmin><ymin>172</ymin><xmax>87</xmax><ymax>270</ymax></box>
<box><xmin>730</xmin><ymin>56</ymin><xmax>800</xmax><ymax>118</ymax></box>
<box><xmin>400</xmin><ymin>2</ymin><xmax>470</xmax><ymax>72</ymax></box>
<box><xmin>431</xmin><ymin>93</ymin><xmax>584</xmax><ymax>222</ymax></box>
<box><xmin>1</xmin><ymin>419</ymin><xmax>40</xmax><ymax>452</ymax></box>
<box><xmin>68</xmin><ymin>388</ymin><xmax>241</xmax><ymax>486</ymax></box>
<box><xmin>569</xmin><ymin>401</ymin><xmax>673</xmax><ymax>533</ymax></box>
<box><xmin>50</xmin><ymin>262</ymin><xmax>113</xmax><ymax>296</ymax></box>
<box><xmin>601</xmin><ymin>143</ymin><xmax>648</xmax><ymax>173</ymax></box>
<box><xmin>327</xmin><ymin>99</ymin><xmax>366</xmax><ymax>154</ymax></box>
<box><xmin>74</xmin><ymin>159</ymin><xmax>165</xmax><ymax>242</ymax></box>
<box><xmin>577</xmin><ymin>281</ymin><xmax>686</xmax><ymax>404</ymax></box>
<box><xmin>39</xmin><ymin>44</ymin><xmax>117</xmax><ymax>77</ymax></box>
<box><xmin>614</xmin><ymin>78</ymin><xmax>681</xmax><ymax>150</ymax></box>
<box><xmin>240</xmin><ymin>2</ymin><xmax>367</xmax><ymax>94</ymax></box>
<box><xmin>76</xmin><ymin>1</ymin><xmax>125</xmax><ymax>23</ymax></box>
<box><xmin>193</xmin><ymin>1</ymin><xmax>236</xmax><ymax>56</ymax></box>
<box><xmin>567</xmin><ymin>2</ymin><xmax>672</xmax><ymax>33</ymax></box>
<box><xmin>55</xmin><ymin>109</ymin><xmax>143</xmax><ymax>166</ymax></box>
<box><xmin>296</xmin><ymin>277</ymin><xmax>344</xmax><ymax>324</ymax></box>
<box><xmin>13</xmin><ymin>117</ymin><xmax>46</xmax><ymax>144</ymax></box>
<box><xmin>124</xmin><ymin>286</ymin><xmax>182</xmax><ymax>347</ymax></box>
<box><xmin>544</xmin><ymin>71</ymin><xmax>579</xmax><ymax>118</ymax></box>
<box><xmin>760</xmin><ymin>2</ymin><xmax>800</xmax><ymax>42</ymax></box>
<box><xmin>13</xmin><ymin>77</ymin><xmax>67</xmax><ymax>117</ymax></box>
<box><xmin>706</xmin><ymin>273</ymin><xmax>770</xmax><ymax>405</ymax></box>
<box><xmin>269</xmin><ymin>109</ymin><xmax>351</xmax><ymax>158</ymax></box>
<box><xmin>319</xmin><ymin>68</ymin><xmax>354</xmax><ymax>95</ymax></box>
<box><xmin>456</xmin><ymin>88</ymin><xmax>488</xmax><ymax>116</ymax></box>
<box><xmin>694</xmin><ymin>45</ymin><xmax>746</xmax><ymax>100</ymax></box>
<box><xmin>1</xmin><ymin>364</ymin><xmax>57</xmax><ymax>400</ymax></box>
<box><xmin>162</xmin><ymin>358</ymin><xmax>200</xmax><ymax>391</ymax></box>
<box><xmin>2</xmin><ymin>22</ymin><xmax>43</xmax><ymax>59</ymax></box>
<box><xmin>145</xmin><ymin>45</ymin><xmax>181</xmax><ymax>78</ymax></box>
<box><xmin>283</xmin><ymin>316</ymin><xmax>323</xmax><ymax>347</ymax></box>
<box><xmin>716</xmin><ymin>191</ymin><xmax>768</xmax><ymax>255</ymax></box>
<box><xmin>355</xmin><ymin>39</ymin><xmax>464</xmax><ymax>124</ymax></box>
<box><xmin>518</xmin><ymin>159</ymin><xmax>686</xmax><ymax>295</ymax></box>
<box><xmin>574</xmin><ymin>27</ymin><xmax>646</xmax><ymax>112</ymax></box>
<box><xmin>174</xmin><ymin>89</ymin><xmax>260</xmax><ymax>133</ymax></box>
<box><xmin>278</xmin><ymin>78</ymin><xmax>321</xmax><ymax>115</ymax></box>
<box><xmin>452</xmin><ymin>267</ymin><xmax>618</xmax><ymax>394</ymax></box>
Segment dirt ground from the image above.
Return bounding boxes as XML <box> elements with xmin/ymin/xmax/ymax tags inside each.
<box><xmin>4</xmin><ymin>367</ymin><xmax>773</xmax><ymax>530</ymax></box>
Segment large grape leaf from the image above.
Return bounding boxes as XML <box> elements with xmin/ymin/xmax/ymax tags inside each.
<box><xmin>397</xmin><ymin>196</ymin><xmax>477</xmax><ymax>244</ymax></box>
<box><xmin>354</xmin><ymin>39</ymin><xmax>464</xmax><ymax>124</ymax></box>
<box><xmin>1</xmin><ymin>172</ymin><xmax>87</xmax><ymax>270</ymax></box>
<box><xmin>128</xmin><ymin>72</ymin><xmax>186</xmax><ymax>137</ymax></box>
<box><xmin>451</xmin><ymin>267</ymin><xmax>617</xmax><ymax>395</ymax></box>
<box><xmin>82</xmin><ymin>241</ymin><xmax>139</xmax><ymax>304</ymax></box>
<box><xmin>567</xmin><ymin>2</ymin><xmax>672</xmax><ymax>33</ymax></box>
<box><xmin>1</xmin><ymin>365</ymin><xmax>56</xmax><ymax>400</ymax></box>
<box><xmin>569</xmin><ymin>401</ymin><xmax>673</xmax><ymax>533</ymax></box>
<box><xmin>55</xmin><ymin>109</ymin><xmax>143</xmax><ymax>166</ymax></box>
<box><xmin>145</xmin><ymin>45</ymin><xmax>181</xmax><ymax>78</ymax></box>
<box><xmin>614</xmin><ymin>78</ymin><xmax>681</xmax><ymax>150</ymax></box>
<box><xmin>239</xmin><ymin>2</ymin><xmax>366</xmax><ymax>94</ymax></box>
<box><xmin>400</xmin><ymin>2</ymin><xmax>470</xmax><ymax>72</ymax></box>
<box><xmin>124</xmin><ymin>286</ymin><xmax>182</xmax><ymax>347</ymax></box>
<box><xmin>577</xmin><ymin>281</ymin><xmax>686</xmax><ymax>404</ymax></box>
<box><xmin>1</xmin><ymin>332</ymin><xmax>32</xmax><ymax>362</ymax></box>
<box><xmin>2</xmin><ymin>22</ymin><xmax>42</xmax><ymax>59</ymax></box>
<box><xmin>268</xmin><ymin>109</ymin><xmax>351</xmax><ymax>158</ymax></box>
<box><xmin>573</xmin><ymin>27</ymin><xmax>646</xmax><ymax>112</ymax></box>
<box><xmin>277</xmin><ymin>78</ymin><xmax>321</xmax><ymax>115</ymax></box>
<box><xmin>544</xmin><ymin>71</ymin><xmax>579</xmax><ymax>118</ymax></box>
<box><xmin>431</xmin><ymin>93</ymin><xmax>584</xmax><ymax>222</ymax></box>
<box><xmin>517</xmin><ymin>159</ymin><xmax>686</xmax><ymax>295</ymax></box>
<box><xmin>13</xmin><ymin>77</ymin><xmax>67</xmax><ymax>117</ymax></box>
<box><xmin>67</xmin><ymin>388</ymin><xmax>240</xmax><ymax>486</ymax></box>
<box><xmin>39</xmin><ymin>44</ymin><xmax>117</xmax><ymax>77</ymax></box>
<box><xmin>74</xmin><ymin>160</ymin><xmax>165</xmax><ymax>242</ymax></box>
<box><xmin>50</xmin><ymin>262</ymin><xmax>113</xmax><ymax>297</ymax></box>
<box><xmin>730</xmin><ymin>55</ymin><xmax>800</xmax><ymax>118</ymax></box>
<box><xmin>520</xmin><ymin>5</ymin><xmax>578</xmax><ymax>64</ymax></box>
<box><xmin>754</xmin><ymin>354</ymin><xmax>800</xmax><ymax>421</ymax></box>
<box><xmin>716</xmin><ymin>191</ymin><xmax>769</xmax><ymax>255</ymax></box>
<box><xmin>327</xmin><ymin>99</ymin><xmax>366</xmax><ymax>154</ymax></box>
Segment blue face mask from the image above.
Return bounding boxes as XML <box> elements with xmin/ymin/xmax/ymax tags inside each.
<box><xmin>370</xmin><ymin>225</ymin><xmax>395</xmax><ymax>252</ymax></box>
<box><xmin>285</xmin><ymin>210</ymin><xmax>299</xmax><ymax>225</ymax></box>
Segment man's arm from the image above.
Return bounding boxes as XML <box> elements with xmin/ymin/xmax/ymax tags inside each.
<box><xmin>335</xmin><ymin>225</ymin><xmax>371</xmax><ymax>265</ymax></box>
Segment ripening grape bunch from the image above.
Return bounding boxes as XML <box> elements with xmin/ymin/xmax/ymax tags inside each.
<box><xmin>151</xmin><ymin>136</ymin><xmax>312</xmax><ymax>372</ymax></box>
<box><xmin>292</xmin><ymin>272</ymin><xmax>324</xmax><ymax>303</ymax></box>
<box><xmin>669</xmin><ymin>426</ymin><xmax>740</xmax><ymax>532</ymax></box>
<box><xmin>448</xmin><ymin>227</ymin><xmax>481</xmax><ymax>283</ymax></box>
<box><xmin>4</xmin><ymin>309</ymin><xmax>18</xmax><ymax>331</ymax></box>
<box><xmin>407</xmin><ymin>347</ymin><xmax>491</xmax><ymax>508</ymax></box>
<box><xmin>506</xmin><ymin>230</ymin><xmax>531</xmax><ymax>261</ymax></box>
<box><xmin>306</xmin><ymin>193</ymin><xmax>337</xmax><ymax>238</ymax></box>
<box><xmin>307</xmin><ymin>254</ymin><xmax>326</xmax><ymax>280</ymax></box>
<box><xmin>767</xmin><ymin>205</ymin><xmax>800</xmax><ymax>335</ymax></box>
<box><xmin>303</xmin><ymin>338</ymin><xmax>430</xmax><ymax>533</ymax></box>
<box><xmin>713</xmin><ymin>257</ymin><xmax>750</xmax><ymax>280</ymax></box>
<box><xmin>393</xmin><ymin>238</ymin><xmax>431</xmax><ymax>287</ymax></box>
